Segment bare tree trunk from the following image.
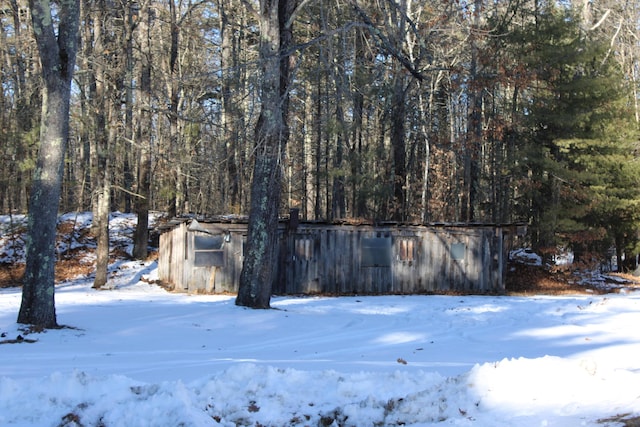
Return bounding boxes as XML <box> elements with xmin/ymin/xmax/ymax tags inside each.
<box><xmin>87</xmin><ymin>0</ymin><xmax>110</xmax><ymax>289</ymax></box>
<box><xmin>132</xmin><ymin>2</ymin><xmax>153</xmax><ymax>260</ymax></box>
<box><xmin>328</xmin><ymin>27</ymin><xmax>346</xmax><ymax>220</ymax></box>
<box><xmin>165</xmin><ymin>0</ymin><xmax>190</xmax><ymax>217</ymax></box>
<box><xmin>93</xmin><ymin>180</ymin><xmax>110</xmax><ymax>288</ymax></box>
<box><xmin>236</xmin><ymin>0</ymin><xmax>297</xmax><ymax>309</ymax></box>
<box><xmin>220</xmin><ymin>0</ymin><xmax>242</xmax><ymax>213</ymax></box>
<box><xmin>93</xmin><ymin>103</ymin><xmax>115</xmax><ymax>289</ymax></box>
<box><xmin>463</xmin><ymin>0</ymin><xmax>483</xmax><ymax>222</ymax></box>
<box><xmin>390</xmin><ymin>77</ymin><xmax>407</xmax><ymax>222</ymax></box>
<box><xmin>313</xmin><ymin>71</ymin><xmax>323</xmax><ymax>220</ymax></box>
<box><xmin>350</xmin><ymin>28</ymin><xmax>367</xmax><ymax>218</ymax></box>
<box><xmin>420</xmin><ymin>71</ymin><xmax>443</xmax><ymax>223</ymax></box>
<box><xmin>122</xmin><ymin>1</ymin><xmax>137</xmax><ymax>213</ymax></box>
<box><xmin>18</xmin><ymin>0</ymin><xmax>80</xmax><ymax>327</ymax></box>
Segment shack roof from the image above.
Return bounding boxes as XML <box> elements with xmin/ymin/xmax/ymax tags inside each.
<box><xmin>158</xmin><ymin>214</ymin><xmax>527</xmax><ymax>235</ymax></box>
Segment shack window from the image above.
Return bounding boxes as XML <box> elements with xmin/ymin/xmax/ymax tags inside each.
<box><xmin>397</xmin><ymin>238</ymin><xmax>415</xmax><ymax>262</ymax></box>
<box><xmin>451</xmin><ymin>242</ymin><xmax>466</xmax><ymax>261</ymax></box>
<box><xmin>193</xmin><ymin>235</ymin><xmax>224</xmax><ymax>267</ymax></box>
<box><xmin>361</xmin><ymin>236</ymin><xmax>391</xmax><ymax>267</ymax></box>
<box><xmin>294</xmin><ymin>237</ymin><xmax>314</xmax><ymax>261</ymax></box>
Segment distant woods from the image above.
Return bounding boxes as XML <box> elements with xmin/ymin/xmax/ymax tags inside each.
<box><xmin>1</xmin><ymin>0</ymin><xmax>640</xmax><ymax>255</ymax></box>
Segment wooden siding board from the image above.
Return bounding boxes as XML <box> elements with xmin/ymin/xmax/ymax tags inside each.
<box><xmin>159</xmin><ymin>221</ymin><xmax>511</xmax><ymax>295</ymax></box>
<box><xmin>320</xmin><ymin>229</ymin><xmax>332</xmax><ymax>294</ymax></box>
<box><xmin>335</xmin><ymin>229</ymin><xmax>348</xmax><ymax>294</ymax></box>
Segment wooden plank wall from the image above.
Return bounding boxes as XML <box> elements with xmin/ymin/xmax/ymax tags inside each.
<box><xmin>158</xmin><ymin>222</ymin><xmax>186</xmax><ymax>291</ymax></box>
<box><xmin>159</xmin><ymin>221</ymin><xmax>511</xmax><ymax>295</ymax></box>
<box><xmin>273</xmin><ymin>224</ymin><xmax>508</xmax><ymax>295</ymax></box>
<box><xmin>181</xmin><ymin>227</ymin><xmax>244</xmax><ymax>293</ymax></box>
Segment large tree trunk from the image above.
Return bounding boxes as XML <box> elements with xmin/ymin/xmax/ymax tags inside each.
<box><xmin>236</xmin><ymin>0</ymin><xmax>296</xmax><ymax>309</ymax></box>
<box><xmin>93</xmin><ymin>105</ymin><xmax>115</xmax><ymax>289</ymax></box>
<box><xmin>93</xmin><ymin>180</ymin><xmax>110</xmax><ymax>288</ymax></box>
<box><xmin>166</xmin><ymin>0</ymin><xmax>188</xmax><ymax>217</ymax></box>
<box><xmin>132</xmin><ymin>2</ymin><xmax>153</xmax><ymax>260</ymax></box>
<box><xmin>463</xmin><ymin>0</ymin><xmax>483</xmax><ymax>222</ymax></box>
<box><xmin>328</xmin><ymin>24</ymin><xmax>346</xmax><ymax>220</ymax></box>
<box><xmin>390</xmin><ymin>77</ymin><xmax>407</xmax><ymax>222</ymax></box>
<box><xmin>18</xmin><ymin>0</ymin><xmax>80</xmax><ymax>327</ymax></box>
<box><xmin>90</xmin><ymin>0</ymin><xmax>111</xmax><ymax>289</ymax></box>
<box><xmin>220</xmin><ymin>0</ymin><xmax>242</xmax><ymax>213</ymax></box>
<box><xmin>350</xmin><ymin>28</ymin><xmax>367</xmax><ymax>218</ymax></box>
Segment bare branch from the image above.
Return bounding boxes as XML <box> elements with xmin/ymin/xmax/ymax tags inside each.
<box><xmin>349</xmin><ymin>0</ymin><xmax>425</xmax><ymax>81</ymax></box>
<box><xmin>589</xmin><ymin>9</ymin><xmax>610</xmax><ymax>31</ymax></box>
<box><xmin>286</xmin><ymin>0</ymin><xmax>314</xmax><ymax>29</ymax></box>
<box><xmin>240</xmin><ymin>0</ymin><xmax>259</xmax><ymax>21</ymax></box>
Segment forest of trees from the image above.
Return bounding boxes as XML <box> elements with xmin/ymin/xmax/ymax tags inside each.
<box><xmin>2</xmin><ymin>0</ymin><xmax>640</xmax><ymax>264</ymax></box>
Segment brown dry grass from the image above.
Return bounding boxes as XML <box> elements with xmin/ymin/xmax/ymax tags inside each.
<box><xmin>506</xmin><ymin>263</ymin><xmax>602</xmax><ymax>295</ymax></box>
<box><xmin>506</xmin><ymin>264</ymin><xmax>640</xmax><ymax>296</ymax></box>
<box><xmin>0</xmin><ymin>257</ymin><xmax>94</xmax><ymax>288</ymax></box>
<box><xmin>0</xmin><ymin>218</ymin><xmax>98</xmax><ymax>288</ymax></box>
<box><xmin>0</xmin><ymin>264</ymin><xmax>25</xmax><ymax>288</ymax></box>
<box><xmin>506</xmin><ymin>263</ymin><xmax>640</xmax><ymax>296</ymax></box>
<box><xmin>0</xmin><ymin>247</ymin><xmax>158</xmax><ymax>289</ymax></box>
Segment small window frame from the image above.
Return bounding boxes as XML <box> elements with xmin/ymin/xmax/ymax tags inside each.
<box><xmin>294</xmin><ymin>237</ymin><xmax>314</xmax><ymax>261</ymax></box>
<box><xmin>397</xmin><ymin>237</ymin><xmax>416</xmax><ymax>262</ymax></box>
<box><xmin>361</xmin><ymin>236</ymin><xmax>392</xmax><ymax>267</ymax></box>
<box><xmin>192</xmin><ymin>234</ymin><xmax>225</xmax><ymax>267</ymax></box>
<box><xmin>450</xmin><ymin>242</ymin><xmax>466</xmax><ymax>261</ymax></box>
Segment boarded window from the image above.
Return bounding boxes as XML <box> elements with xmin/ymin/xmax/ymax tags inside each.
<box><xmin>397</xmin><ymin>238</ymin><xmax>415</xmax><ymax>262</ymax></box>
<box><xmin>294</xmin><ymin>238</ymin><xmax>314</xmax><ymax>261</ymax></box>
<box><xmin>193</xmin><ymin>235</ymin><xmax>224</xmax><ymax>267</ymax></box>
<box><xmin>451</xmin><ymin>242</ymin><xmax>466</xmax><ymax>261</ymax></box>
<box><xmin>361</xmin><ymin>236</ymin><xmax>391</xmax><ymax>267</ymax></box>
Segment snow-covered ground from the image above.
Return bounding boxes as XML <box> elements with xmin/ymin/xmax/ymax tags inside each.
<box><xmin>1</xmin><ymin>213</ymin><xmax>639</xmax><ymax>426</ymax></box>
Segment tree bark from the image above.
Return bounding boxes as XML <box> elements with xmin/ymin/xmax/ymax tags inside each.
<box><xmin>463</xmin><ymin>0</ymin><xmax>483</xmax><ymax>222</ymax></box>
<box><xmin>90</xmin><ymin>0</ymin><xmax>111</xmax><ymax>289</ymax></box>
<box><xmin>132</xmin><ymin>2</ymin><xmax>153</xmax><ymax>260</ymax></box>
<box><xmin>220</xmin><ymin>0</ymin><xmax>242</xmax><ymax>212</ymax></box>
<box><xmin>93</xmin><ymin>181</ymin><xmax>110</xmax><ymax>288</ymax></box>
<box><xmin>390</xmin><ymin>78</ymin><xmax>407</xmax><ymax>222</ymax></box>
<box><xmin>328</xmin><ymin>20</ymin><xmax>346</xmax><ymax>220</ymax></box>
<box><xmin>236</xmin><ymin>0</ymin><xmax>296</xmax><ymax>309</ymax></box>
<box><xmin>18</xmin><ymin>0</ymin><xmax>80</xmax><ymax>327</ymax></box>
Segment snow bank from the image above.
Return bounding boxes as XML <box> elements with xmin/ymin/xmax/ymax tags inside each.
<box><xmin>1</xmin><ymin>356</ymin><xmax>639</xmax><ymax>426</ymax></box>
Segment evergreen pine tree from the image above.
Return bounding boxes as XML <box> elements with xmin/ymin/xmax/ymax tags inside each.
<box><xmin>517</xmin><ymin>6</ymin><xmax>640</xmax><ymax>266</ymax></box>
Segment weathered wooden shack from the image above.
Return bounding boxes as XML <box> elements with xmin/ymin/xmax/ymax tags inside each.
<box><xmin>158</xmin><ymin>216</ymin><xmax>524</xmax><ymax>295</ymax></box>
